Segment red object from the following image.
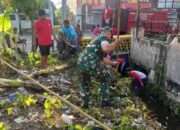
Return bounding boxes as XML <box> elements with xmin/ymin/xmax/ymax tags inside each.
<box><xmin>127</xmin><ymin>10</ymin><xmax>171</xmax><ymax>33</ymax></box>
<box><xmin>129</xmin><ymin>71</ymin><xmax>142</xmax><ymax>82</ymax></box>
<box><xmin>112</xmin><ymin>26</ymin><xmax>118</xmax><ymax>35</ymax></box>
<box><xmin>34</xmin><ymin>18</ymin><xmax>52</xmax><ymax>46</ymax></box>
<box><xmin>83</xmin><ymin>0</ymin><xmax>102</xmax><ymax>7</ymax></box>
<box><xmin>103</xmin><ymin>8</ymin><xmax>113</xmax><ymax>21</ymax></box>
<box><xmin>93</xmin><ymin>27</ymin><xmax>101</xmax><ymax>36</ymax></box>
<box><xmin>129</xmin><ymin>70</ymin><xmax>146</xmax><ymax>81</ymax></box>
<box><xmin>116</xmin><ymin>58</ymin><xmax>124</xmax><ymax>64</ymax></box>
<box><xmin>121</xmin><ymin>2</ymin><xmax>152</xmax><ymax>10</ymax></box>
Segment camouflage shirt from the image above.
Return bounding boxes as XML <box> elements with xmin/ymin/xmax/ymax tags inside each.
<box><xmin>77</xmin><ymin>35</ymin><xmax>110</xmax><ymax>75</ymax></box>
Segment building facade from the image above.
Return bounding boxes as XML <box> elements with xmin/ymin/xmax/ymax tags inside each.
<box><xmin>158</xmin><ymin>0</ymin><xmax>180</xmax><ymax>8</ymax></box>
<box><xmin>76</xmin><ymin>0</ymin><xmax>106</xmax><ymax>29</ymax></box>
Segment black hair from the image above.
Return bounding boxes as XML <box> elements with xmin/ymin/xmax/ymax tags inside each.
<box><xmin>38</xmin><ymin>9</ymin><xmax>46</xmax><ymax>16</ymax></box>
<box><xmin>64</xmin><ymin>20</ymin><xmax>70</xmax><ymax>26</ymax></box>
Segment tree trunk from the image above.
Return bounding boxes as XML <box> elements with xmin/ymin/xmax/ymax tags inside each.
<box><xmin>117</xmin><ymin>0</ymin><xmax>121</xmax><ymax>40</ymax></box>
<box><xmin>0</xmin><ymin>78</ymin><xmax>35</xmax><ymax>87</ymax></box>
<box><xmin>136</xmin><ymin>0</ymin><xmax>140</xmax><ymax>40</ymax></box>
<box><xmin>28</xmin><ymin>64</ymin><xmax>69</xmax><ymax>77</ymax></box>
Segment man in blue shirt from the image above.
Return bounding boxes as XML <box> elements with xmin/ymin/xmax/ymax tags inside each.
<box><xmin>62</xmin><ymin>20</ymin><xmax>77</xmax><ymax>43</ymax></box>
<box><xmin>57</xmin><ymin>20</ymin><xmax>78</xmax><ymax>58</ymax></box>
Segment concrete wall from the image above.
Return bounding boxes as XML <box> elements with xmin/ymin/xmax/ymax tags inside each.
<box><xmin>166</xmin><ymin>38</ymin><xmax>180</xmax><ymax>85</ymax></box>
<box><xmin>130</xmin><ymin>29</ymin><xmax>180</xmax><ymax>86</ymax></box>
<box><xmin>130</xmin><ymin>29</ymin><xmax>161</xmax><ymax>69</ymax></box>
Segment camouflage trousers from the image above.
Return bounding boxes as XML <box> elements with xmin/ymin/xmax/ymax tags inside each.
<box><xmin>79</xmin><ymin>64</ymin><xmax>114</xmax><ymax>106</ymax></box>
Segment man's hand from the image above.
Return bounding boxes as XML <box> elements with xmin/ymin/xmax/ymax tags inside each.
<box><xmin>140</xmin><ymin>80</ymin><xmax>144</xmax><ymax>87</ymax></box>
<box><xmin>112</xmin><ymin>61</ymin><xmax>119</xmax><ymax>66</ymax></box>
<box><xmin>116</xmin><ymin>58</ymin><xmax>124</xmax><ymax>64</ymax></box>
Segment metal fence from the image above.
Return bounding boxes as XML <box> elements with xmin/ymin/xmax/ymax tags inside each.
<box><xmin>158</xmin><ymin>0</ymin><xmax>180</xmax><ymax>9</ymax></box>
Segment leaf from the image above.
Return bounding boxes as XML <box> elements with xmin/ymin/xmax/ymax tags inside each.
<box><xmin>44</xmin><ymin>99</ymin><xmax>51</xmax><ymax>110</ymax></box>
<box><xmin>43</xmin><ymin>92</ymin><xmax>48</xmax><ymax>96</ymax></box>
<box><xmin>24</xmin><ymin>95</ymin><xmax>37</xmax><ymax>106</ymax></box>
<box><xmin>120</xmin><ymin>115</ymin><xmax>132</xmax><ymax>127</ymax></box>
<box><xmin>0</xmin><ymin>100</ymin><xmax>7</xmax><ymax>108</ymax></box>
<box><xmin>0</xmin><ymin>14</ymin><xmax>12</xmax><ymax>33</ymax></box>
<box><xmin>0</xmin><ymin>122</ymin><xmax>3</xmax><ymax>128</ymax></box>
<box><xmin>44</xmin><ymin>109</ymin><xmax>52</xmax><ymax>118</ymax></box>
<box><xmin>0</xmin><ymin>122</ymin><xmax>7</xmax><ymax>130</ymax></box>
<box><xmin>74</xmin><ymin>124</ymin><xmax>83</xmax><ymax>130</ymax></box>
<box><xmin>7</xmin><ymin>107</ymin><xmax>13</xmax><ymax>115</ymax></box>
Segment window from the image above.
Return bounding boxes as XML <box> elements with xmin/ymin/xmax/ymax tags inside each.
<box><xmin>10</xmin><ymin>15</ymin><xmax>16</xmax><ymax>20</ymax></box>
<box><xmin>158</xmin><ymin>0</ymin><xmax>180</xmax><ymax>8</ymax></box>
<box><xmin>19</xmin><ymin>14</ymin><xmax>26</xmax><ymax>20</ymax></box>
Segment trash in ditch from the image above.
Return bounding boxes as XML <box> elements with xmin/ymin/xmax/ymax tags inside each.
<box><xmin>14</xmin><ymin>116</ymin><xmax>27</xmax><ymax>124</ymax></box>
<box><xmin>61</xmin><ymin>113</ymin><xmax>75</xmax><ymax>125</ymax></box>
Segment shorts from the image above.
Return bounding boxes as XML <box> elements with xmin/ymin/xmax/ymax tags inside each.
<box><xmin>39</xmin><ymin>45</ymin><xmax>51</xmax><ymax>56</ymax></box>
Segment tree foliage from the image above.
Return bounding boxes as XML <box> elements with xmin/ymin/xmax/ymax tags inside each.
<box><xmin>10</xmin><ymin>0</ymin><xmax>45</xmax><ymax>20</ymax></box>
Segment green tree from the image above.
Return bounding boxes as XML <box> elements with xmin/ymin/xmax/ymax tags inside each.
<box><xmin>11</xmin><ymin>0</ymin><xmax>44</xmax><ymax>20</ymax></box>
<box><xmin>0</xmin><ymin>0</ymin><xmax>13</xmax><ymax>49</ymax></box>
<box><xmin>11</xmin><ymin>0</ymin><xmax>45</xmax><ymax>50</ymax></box>
<box><xmin>55</xmin><ymin>9</ymin><xmax>61</xmax><ymax>25</ymax></box>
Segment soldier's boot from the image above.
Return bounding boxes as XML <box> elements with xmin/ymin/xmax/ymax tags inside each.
<box><xmin>100</xmin><ymin>82</ymin><xmax>112</xmax><ymax>107</ymax></box>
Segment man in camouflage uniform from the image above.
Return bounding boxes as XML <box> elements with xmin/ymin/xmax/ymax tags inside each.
<box><xmin>77</xmin><ymin>27</ymin><xmax>119</xmax><ymax>108</ymax></box>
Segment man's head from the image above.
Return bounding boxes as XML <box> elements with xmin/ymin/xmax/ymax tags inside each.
<box><xmin>38</xmin><ymin>9</ymin><xmax>46</xmax><ymax>19</ymax></box>
<box><xmin>103</xmin><ymin>27</ymin><xmax>112</xmax><ymax>40</ymax></box>
<box><xmin>64</xmin><ymin>20</ymin><xmax>70</xmax><ymax>27</ymax></box>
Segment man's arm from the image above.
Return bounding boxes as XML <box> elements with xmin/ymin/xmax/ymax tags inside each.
<box><xmin>133</xmin><ymin>74</ymin><xmax>144</xmax><ymax>87</ymax></box>
<box><xmin>101</xmin><ymin>40</ymin><xmax>119</xmax><ymax>53</ymax></box>
<box><xmin>103</xmin><ymin>57</ymin><xmax>119</xmax><ymax>66</ymax></box>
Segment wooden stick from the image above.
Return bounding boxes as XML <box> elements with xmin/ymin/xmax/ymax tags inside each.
<box><xmin>0</xmin><ymin>59</ymin><xmax>112</xmax><ymax>130</ymax></box>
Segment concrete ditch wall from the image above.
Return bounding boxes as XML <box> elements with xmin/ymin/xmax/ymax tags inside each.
<box><xmin>130</xmin><ymin>29</ymin><xmax>180</xmax><ymax>86</ymax></box>
<box><xmin>166</xmin><ymin>38</ymin><xmax>180</xmax><ymax>85</ymax></box>
<box><xmin>130</xmin><ymin>29</ymin><xmax>161</xmax><ymax>70</ymax></box>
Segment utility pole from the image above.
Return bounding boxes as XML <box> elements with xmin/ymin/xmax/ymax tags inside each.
<box><xmin>177</xmin><ymin>9</ymin><xmax>180</xmax><ymax>42</ymax></box>
<box><xmin>136</xmin><ymin>0</ymin><xmax>140</xmax><ymax>40</ymax></box>
<box><xmin>117</xmin><ymin>0</ymin><xmax>121</xmax><ymax>40</ymax></box>
<box><xmin>85</xmin><ymin>0</ymin><xmax>88</xmax><ymax>29</ymax></box>
<box><xmin>48</xmin><ymin>0</ymin><xmax>54</xmax><ymax>27</ymax></box>
<box><xmin>62</xmin><ymin>0</ymin><xmax>67</xmax><ymax>22</ymax></box>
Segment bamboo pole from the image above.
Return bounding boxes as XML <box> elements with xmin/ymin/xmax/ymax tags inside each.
<box><xmin>0</xmin><ymin>58</ymin><xmax>112</xmax><ymax>130</ymax></box>
<box><xmin>136</xmin><ymin>0</ymin><xmax>140</xmax><ymax>40</ymax></box>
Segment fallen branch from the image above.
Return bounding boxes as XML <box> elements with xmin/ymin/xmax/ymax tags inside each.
<box><xmin>28</xmin><ymin>64</ymin><xmax>69</xmax><ymax>77</ymax></box>
<box><xmin>0</xmin><ymin>78</ymin><xmax>32</xmax><ymax>87</ymax></box>
<box><xmin>0</xmin><ymin>78</ymin><xmax>43</xmax><ymax>90</ymax></box>
<box><xmin>0</xmin><ymin>59</ymin><xmax>112</xmax><ymax>130</ymax></box>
